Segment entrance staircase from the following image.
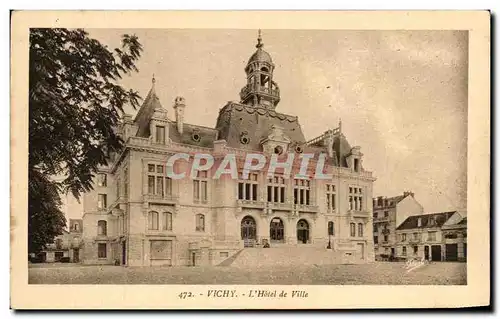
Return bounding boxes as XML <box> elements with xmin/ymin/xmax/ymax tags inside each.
<box><xmin>221</xmin><ymin>246</ymin><xmax>344</xmax><ymax>268</ymax></box>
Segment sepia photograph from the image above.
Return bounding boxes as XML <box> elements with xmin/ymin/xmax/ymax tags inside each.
<box><xmin>11</xmin><ymin>11</ymin><xmax>490</xmax><ymax>309</ymax></box>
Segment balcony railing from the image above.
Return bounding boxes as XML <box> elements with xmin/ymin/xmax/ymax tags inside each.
<box><xmin>240</xmin><ymin>84</ymin><xmax>280</xmax><ymax>98</ymax></box>
<box><xmin>348</xmin><ymin>210</ymin><xmax>371</xmax><ymax>218</ymax></box>
<box><xmin>294</xmin><ymin>204</ymin><xmax>319</xmax><ymax>213</ymax></box>
<box><xmin>237</xmin><ymin>199</ymin><xmax>266</xmax><ymax>209</ymax></box>
<box><xmin>268</xmin><ymin>202</ymin><xmax>293</xmax><ymax>211</ymax></box>
<box><xmin>143</xmin><ymin>194</ymin><xmax>179</xmax><ymax>205</ymax></box>
<box><xmin>381</xmin><ymin>229</ymin><xmax>390</xmax><ymax>235</ymax></box>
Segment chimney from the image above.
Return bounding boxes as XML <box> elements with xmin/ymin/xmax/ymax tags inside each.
<box><xmin>174</xmin><ymin>96</ymin><xmax>186</xmax><ymax>134</ymax></box>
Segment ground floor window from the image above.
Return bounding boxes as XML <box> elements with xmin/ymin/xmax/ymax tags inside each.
<box><xmin>328</xmin><ymin>221</ymin><xmax>334</xmax><ymax>236</ymax></box>
<box><xmin>270</xmin><ymin>217</ymin><xmax>284</xmax><ymax>242</ymax></box>
<box><xmin>54</xmin><ymin>251</ymin><xmax>64</xmax><ymax>262</ymax></box>
<box><xmin>98</xmin><ymin>243</ymin><xmax>107</xmax><ymax>259</ymax></box>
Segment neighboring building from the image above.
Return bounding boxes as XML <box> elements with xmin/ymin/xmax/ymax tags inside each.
<box><xmin>372</xmin><ymin>192</ymin><xmax>424</xmax><ymax>258</ymax></box>
<box><xmin>37</xmin><ymin>219</ymin><xmax>84</xmax><ymax>263</ymax></box>
<box><xmin>81</xmin><ymin>31</ymin><xmax>376</xmax><ymax>266</ymax></box>
<box><xmin>441</xmin><ymin>214</ymin><xmax>467</xmax><ymax>262</ymax></box>
<box><xmin>395</xmin><ymin>211</ymin><xmax>466</xmax><ymax>261</ymax></box>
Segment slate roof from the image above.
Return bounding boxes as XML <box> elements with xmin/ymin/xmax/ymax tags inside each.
<box><xmin>248</xmin><ymin>48</ymin><xmax>273</xmax><ymax>64</ymax></box>
<box><xmin>168</xmin><ymin>122</ymin><xmax>218</xmax><ymax>148</ymax></box>
<box><xmin>396</xmin><ymin>211</ymin><xmax>457</xmax><ymax>230</ymax></box>
<box><xmin>373</xmin><ymin>194</ymin><xmax>407</xmax><ymax>209</ymax></box>
<box><xmin>134</xmin><ymin>85</ymin><xmax>164</xmax><ymax>138</ymax></box>
<box><xmin>215</xmin><ymin>102</ymin><xmax>306</xmax><ymax>151</ymax></box>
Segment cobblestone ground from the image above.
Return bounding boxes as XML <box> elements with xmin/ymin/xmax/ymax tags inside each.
<box><xmin>28</xmin><ymin>262</ymin><xmax>466</xmax><ymax>285</ymax></box>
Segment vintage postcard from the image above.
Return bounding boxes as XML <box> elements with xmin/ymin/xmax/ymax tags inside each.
<box><xmin>11</xmin><ymin>11</ymin><xmax>490</xmax><ymax>309</ymax></box>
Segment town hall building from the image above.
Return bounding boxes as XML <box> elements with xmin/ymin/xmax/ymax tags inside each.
<box><xmin>81</xmin><ymin>31</ymin><xmax>376</xmax><ymax>266</ymax></box>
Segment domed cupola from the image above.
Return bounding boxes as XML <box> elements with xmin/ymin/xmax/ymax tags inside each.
<box><xmin>240</xmin><ymin>30</ymin><xmax>281</xmax><ymax>109</ymax></box>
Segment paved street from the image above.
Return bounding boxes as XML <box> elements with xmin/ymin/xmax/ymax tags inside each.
<box><xmin>29</xmin><ymin>262</ymin><xmax>466</xmax><ymax>285</ymax></box>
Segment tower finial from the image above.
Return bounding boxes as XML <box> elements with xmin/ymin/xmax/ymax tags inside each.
<box><xmin>256</xmin><ymin>29</ymin><xmax>263</xmax><ymax>49</ymax></box>
<box><xmin>152</xmin><ymin>74</ymin><xmax>156</xmax><ymax>86</ymax></box>
<box><xmin>339</xmin><ymin>118</ymin><xmax>342</xmax><ymax>133</ymax></box>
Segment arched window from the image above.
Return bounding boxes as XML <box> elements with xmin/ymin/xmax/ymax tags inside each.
<box><xmin>148</xmin><ymin>211</ymin><xmax>159</xmax><ymax>230</ymax></box>
<box><xmin>270</xmin><ymin>217</ymin><xmax>285</xmax><ymax>242</ymax></box>
<box><xmin>328</xmin><ymin>221</ymin><xmax>334</xmax><ymax>236</ymax></box>
<box><xmin>358</xmin><ymin>223</ymin><xmax>364</xmax><ymax>237</ymax></box>
<box><xmin>350</xmin><ymin>223</ymin><xmax>356</xmax><ymax>237</ymax></box>
<box><xmin>163</xmin><ymin>212</ymin><xmax>172</xmax><ymax>231</ymax></box>
<box><xmin>97</xmin><ymin>220</ymin><xmax>107</xmax><ymax>236</ymax></box>
<box><xmin>196</xmin><ymin>214</ymin><xmax>205</xmax><ymax>232</ymax></box>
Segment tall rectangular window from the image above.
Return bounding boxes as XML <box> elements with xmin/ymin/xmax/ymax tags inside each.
<box><xmin>148</xmin><ymin>211</ymin><xmax>159</xmax><ymax>230</ymax></box>
<box><xmin>163</xmin><ymin>212</ymin><xmax>172</xmax><ymax>231</ymax></box>
<box><xmin>147</xmin><ymin>164</ymin><xmax>172</xmax><ymax>197</ymax></box>
<box><xmin>401</xmin><ymin>233</ymin><xmax>407</xmax><ymax>242</ymax></box>
<box><xmin>358</xmin><ymin>223</ymin><xmax>364</xmax><ymax>237</ymax></box>
<box><xmin>196</xmin><ymin>214</ymin><xmax>205</xmax><ymax>232</ymax></box>
<box><xmin>348</xmin><ymin>186</ymin><xmax>364</xmax><ymax>211</ymax></box>
<box><xmin>293</xmin><ymin>179</ymin><xmax>311</xmax><ymax>205</ymax></box>
<box><xmin>98</xmin><ymin>243</ymin><xmax>107</xmax><ymax>258</ymax></box>
<box><xmin>328</xmin><ymin>221</ymin><xmax>334</xmax><ymax>236</ymax></box>
<box><xmin>326</xmin><ymin>184</ymin><xmax>336</xmax><ymax>211</ymax></box>
<box><xmin>97</xmin><ymin>194</ymin><xmax>107</xmax><ymax>209</ymax></box>
<box><xmin>97</xmin><ymin>173</ymin><xmax>107</xmax><ymax>187</ymax></box>
<box><xmin>123</xmin><ymin>168</ymin><xmax>128</xmax><ymax>198</ymax></box>
<box><xmin>267</xmin><ymin>175</ymin><xmax>286</xmax><ymax>203</ymax></box>
<box><xmin>350</xmin><ymin>223</ymin><xmax>356</xmax><ymax>237</ymax></box>
<box><xmin>402</xmin><ymin>246</ymin><xmax>407</xmax><ymax>256</ymax></box>
<box><xmin>194</xmin><ymin>171</ymin><xmax>208</xmax><ymax>202</ymax></box>
<box><xmin>427</xmin><ymin>231</ymin><xmax>436</xmax><ymax>241</ymax></box>
<box><xmin>156</xmin><ymin>125</ymin><xmax>165</xmax><ymax>144</ymax></box>
<box><xmin>238</xmin><ymin>173</ymin><xmax>258</xmax><ymax>201</ymax></box>
<box><xmin>116</xmin><ymin>178</ymin><xmax>121</xmax><ymax>198</ymax></box>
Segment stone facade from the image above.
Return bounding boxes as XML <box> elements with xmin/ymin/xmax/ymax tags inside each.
<box><xmin>372</xmin><ymin>192</ymin><xmax>424</xmax><ymax>258</ymax></box>
<box><xmin>394</xmin><ymin>211</ymin><xmax>466</xmax><ymax>261</ymax></box>
<box><xmin>37</xmin><ymin>219</ymin><xmax>83</xmax><ymax>263</ymax></box>
<box><xmin>81</xmin><ymin>31</ymin><xmax>376</xmax><ymax>266</ymax></box>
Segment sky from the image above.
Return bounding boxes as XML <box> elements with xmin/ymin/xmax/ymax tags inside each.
<box><xmin>63</xmin><ymin>29</ymin><xmax>468</xmax><ymax>221</ymax></box>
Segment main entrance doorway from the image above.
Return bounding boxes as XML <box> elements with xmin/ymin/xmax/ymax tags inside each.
<box><xmin>270</xmin><ymin>217</ymin><xmax>285</xmax><ymax>243</ymax></box>
<box><xmin>241</xmin><ymin>216</ymin><xmax>257</xmax><ymax>247</ymax></box>
<box><xmin>296</xmin><ymin>219</ymin><xmax>309</xmax><ymax>244</ymax></box>
<box><xmin>431</xmin><ymin>245</ymin><xmax>442</xmax><ymax>261</ymax></box>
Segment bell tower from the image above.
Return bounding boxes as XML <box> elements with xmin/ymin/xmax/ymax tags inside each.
<box><xmin>239</xmin><ymin>30</ymin><xmax>281</xmax><ymax>109</ymax></box>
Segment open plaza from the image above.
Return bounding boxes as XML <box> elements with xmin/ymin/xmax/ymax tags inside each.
<box><xmin>29</xmin><ymin>262</ymin><xmax>466</xmax><ymax>285</ymax></box>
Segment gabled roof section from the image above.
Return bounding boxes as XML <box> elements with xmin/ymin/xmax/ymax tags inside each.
<box><xmin>396</xmin><ymin>211</ymin><xmax>457</xmax><ymax>230</ymax></box>
<box><xmin>134</xmin><ymin>80</ymin><xmax>165</xmax><ymax>138</ymax></box>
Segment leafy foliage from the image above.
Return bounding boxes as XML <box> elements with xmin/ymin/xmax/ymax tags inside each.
<box><xmin>28</xmin><ymin>29</ymin><xmax>143</xmax><ymax>253</ymax></box>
